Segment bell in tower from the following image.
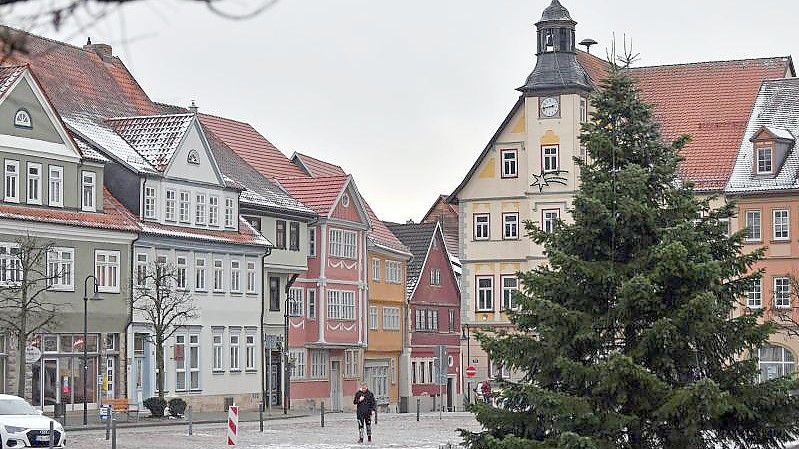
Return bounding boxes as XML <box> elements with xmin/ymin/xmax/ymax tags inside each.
<box><xmin>518</xmin><ymin>0</ymin><xmax>593</xmax><ymax>95</ymax></box>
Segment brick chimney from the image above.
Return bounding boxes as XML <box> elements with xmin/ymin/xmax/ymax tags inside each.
<box><xmin>83</xmin><ymin>37</ymin><xmax>113</xmax><ymax>63</ymax></box>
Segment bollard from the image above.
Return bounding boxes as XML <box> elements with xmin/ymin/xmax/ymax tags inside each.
<box><xmin>48</xmin><ymin>420</ymin><xmax>54</xmax><ymax>449</ymax></box>
<box><xmin>259</xmin><ymin>403</ymin><xmax>264</xmax><ymax>432</ymax></box>
<box><xmin>111</xmin><ymin>419</ymin><xmax>117</xmax><ymax>449</ymax></box>
<box><xmin>432</xmin><ymin>395</ymin><xmax>436</xmax><ymax>413</ymax></box>
<box><xmin>374</xmin><ymin>408</ymin><xmax>378</xmax><ymax>425</ymax></box>
<box><xmin>188</xmin><ymin>405</ymin><xmax>193</xmax><ymax>436</ymax></box>
<box><xmin>105</xmin><ymin>409</ymin><xmax>111</xmax><ymax>440</ymax></box>
<box><xmin>321</xmin><ymin>401</ymin><xmax>325</xmax><ymax>427</ymax></box>
<box><xmin>416</xmin><ymin>398</ymin><xmax>420</xmax><ymax>422</ymax></box>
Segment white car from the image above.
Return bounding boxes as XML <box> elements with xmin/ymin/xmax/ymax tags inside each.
<box><xmin>0</xmin><ymin>394</ymin><xmax>65</xmax><ymax>448</ymax></box>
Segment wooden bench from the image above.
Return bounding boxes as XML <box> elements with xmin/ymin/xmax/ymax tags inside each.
<box><xmin>101</xmin><ymin>397</ymin><xmax>140</xmax><ymax>421</ymax></box>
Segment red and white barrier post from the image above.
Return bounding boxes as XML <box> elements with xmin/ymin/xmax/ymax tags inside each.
<box><xmin>227</xmin><ymin>405</ymin><xmax>239</xmax><ymax>446</ymax></box>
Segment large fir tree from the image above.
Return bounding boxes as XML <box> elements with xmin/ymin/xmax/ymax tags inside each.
<box><xmin>463</xmin><ymin>60</ymin><xmax>799</xmax><ymax>449</ymax></box>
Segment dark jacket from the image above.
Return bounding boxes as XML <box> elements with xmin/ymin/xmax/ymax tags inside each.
<box><xmin>353</xmin><ymin>389</ymin><xmax>376</xmax><ymax>416</ymax></box>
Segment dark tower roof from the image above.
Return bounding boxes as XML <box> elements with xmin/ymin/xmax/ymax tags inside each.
<box><xmin>518</xmin><ymin>0</ymin><xmax>593</xmax><ymax>94</ymax></box>
<box><xmin>538</xmin><ymin>0</ymin><xmax>574</xmax><ymax>24</ymax></box>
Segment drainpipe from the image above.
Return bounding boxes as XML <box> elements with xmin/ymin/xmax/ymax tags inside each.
<box><xmin>124</xmin><ymin>233</ymin><xmax>140</xmax><ymax>403</ymax></box>
<box><xmin>284</xmin><ymin>273</ymin><xmax>299</xmax><ymax>414</ymax></box>
<box><xmin>259</xmin><ymin>249</ymin><xmax>269</xmax><ymax>414</ymax></box>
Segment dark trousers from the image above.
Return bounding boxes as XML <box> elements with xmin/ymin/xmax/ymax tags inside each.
<box><xmin>357</xmin><ymin>412</ymin><xmax>372</xmax><ymax>438</ymax></box>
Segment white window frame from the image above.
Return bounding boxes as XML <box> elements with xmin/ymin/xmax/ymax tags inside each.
<box><xmin>308</xmin><ymin>227</ymin><xmax>317</xmax><ymax>257</ymax></box>
<box><xmin>289</xmin><ymin>349</ymin><xmax>306</xmax><ymax>379</ymax></box>
<box><xmin>0</xmin><ymin>243</ymin><xmax>21</xmax><ymax>286</ymax></box>
<box><xmin>385</xmin><ymin>260</ymin><xmax>401</xmax><ymax>284</ymax></box>
<box><xmin>209</xmin><ymin>195</ymin><xmax>219</xmax><ymax>226</ymax></box>
<box><xmin>224</xmin><ymin>198</ymin><xmax>235</xmax><ymax>228</ymax></box>
<box><xmin>542</xmin><ymin>209</ymin><xmax>560</xmax><ymax>234</ymax></box>
<box><xmin>503</xmin><ymin>212</ymin><xmax>519</xmax><ymax>240</ymax></box>
<box><xmin>164</xmin><ymin>189</ymin><xmax>176</xmax><ymax>222</ymax></box>
<box><xmin>310</xmin><ymin>349</ymin><xmax>328</xmax><ymax>379</ymax></box>
<box><xmin>757</xmin><ymin>147</ymin><xmax>773</xmax><ymax>174</ymax></box>
<box><xmin>344</xmin><ymin>349</ymin><xmax>360</xmax><ymax>378</ymax></box>
<box><xmin>213</xmin><ymin>259</ymin><xmax>224</xmax><ymax>292</ymax></box>
<box><xmin>474</xmin><ymin>214</ymin><xmax>490</xmax><ymax>240</ymax></box>
<box><xmin>27</xmin><ymin>162</ymin><xmax>41</xmax><ymax>205</ymax></box>
<box><xmin>501</xmin><ymin>275</ymin><xmax>519</xmax><ymax>311</ymax></box>
<box><xmin>195</xmin><ymin>258</ymin><xmax>207</xmax><ymax>291</ymax></box>
<box><xmin>176</xmin><ymin>256</ymin><xmax>187</xmax><ymax>290</ymax></box>
<box><xmin>245</xmin><ymin>332</ymin><xmax>256</xmax><ymax>371</ymax></box>
<box><xmin>81</xmin><ymin>171</ymin><xmax>96</xmax><ymax>212</ymax></box>
<box><xmin>288</xmin><ymin>287</ymin><xmax>304</xmax><ymax>317</ymax></box>
<box><xmin>195</xmin><ymin>193</ymin><xmax>206</xmax><ymax>225</ymax></box>
<box><xmin>4</xmin><ymin>160</ymin><xmax>18</xmax><ymax>203</ymax></box>
<box><xmin>95</xmin><ymin>250</ymin><xmax>120</xmax><ymax>293</ymax></box>
<box><xmin>329</xmin><ymin>228</ymin><xmax>357</xmax><ymax>259</ymax></box>
<box><xmin>230</xmin><ymin>260</ymin><xmax>241</xmax><ymax>293</ymax></box>
<box><xmin>477</xmin><ymin>276</ymin><xmax>494</xmax><ymax>312</ymax></box>
<box><xmin>135</xmin><ymin>253</ymin><xmax>147</xmax><ymax>287</ymax></box>
<box><xmin>175</xmin><ymin>334</ymin><xmax>187</xmax><ymax>391</ymax></box>
<box><xmin>747</xmin><ymin>278</ymin><xmax>762</xmax><ymax>309</ymax></box>
<box><xmin>143</xmin><ymin>186</ymin><xmax>156</xmax><ymax>219</ymax></box>
<box><xmin>372</xmin><ymin>257</ymin><xmax>381</xmax><ymax>281</ymax></box>
<box><xmin>307</xmin><ymin>288</ymin><xmax>317</xmax><ymax>320</ymax></box>
<box><xmin>542</xmin><ymin>145</ymin><xmax>559</xmax><ymax>172</ymax></box>
<box><xmin>327</xmin><ymin>289</ymin><xmax>356</xmax><ymax>320</ymax></box>
<box><xmin>369</xmin><ymin>305</ymin><xmax>378</xmax><ymax>330</ymax></box>
<box><xmin>774</xmin><ymin>277</ymin><xmax>791</xmax><ymax>309</ymax></box>
<box><xmin>229</xmin><ymin>331</ymin><xmax>241</xmax><ymax>371</ymax></box>
<box><xmin>430</xmin><ymin>268</ymin><xmax>441</xmax><ymax>286</ymax></box>
<box><xmin>746</xmin><ymin>210</ymin><xmax>762</xmax><ymax>241</ymax></box>
<box><xmin>212</xmin><ymin>329</ymin><xmax>224</xmax><ymax>372</ymax></box>
<box><xmin>501</xmin><ymin>149</ymin><xmax>518</xmax><ymax>178</ymax></box>
<box><xmin>47</xmin><ymin>247</ymin><xmax>74</xmax><ymax>291</ymax></box>
<box><xmin>246</xmin><ymin>261</ymin><xmax>257</xmax><ymax>294</ymax></box>
<box><xmin>188</xmin><ymin>334</ymin><xmax>200</xmax><ymax>390</ymax></box>
<box><xmin>179</xmin><ymin>191</ymin><xmax>190</xmax><ymax>223</ymax></box>
<box><xmin>773</xmin><ymin>209</ymin><xmax>790</xmax><ymax>241</ymax></box>
<box><xmin>48</xmin><ymin>165</ymin><xmax>63</xmax><ymax>207</ymax></box>
<box><xmin>383</xmin><ymin>307</ymin><xmax>400</xmax><ymax>330</ymax></box>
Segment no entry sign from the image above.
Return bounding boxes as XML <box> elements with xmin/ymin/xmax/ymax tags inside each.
<box><xmin>465</xmin><ymin>365</ymin><xmax>477</xmax><ymax>378</ymax></box>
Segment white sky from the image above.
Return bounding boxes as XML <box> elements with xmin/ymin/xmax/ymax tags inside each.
<box><xmin>9</xmin><ymin>0</ymin><xmax>799</xmax><ymax>222</ymax></box>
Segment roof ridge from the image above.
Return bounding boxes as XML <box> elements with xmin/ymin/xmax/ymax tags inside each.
<box><xmin>198</xmin><ymin>111</ymin><xmax>255</xmax><ymax>129</ymax></box>
<box><xmin>1</xmin><ymin>25</ymin><xmax>97</xmax><ymax>56</ymax></box>
<box><xmin>107</xmin><ymin>112</ymin><xmax>194</xmax><ymax>121</ymax></box>
<box><xmin>632</xmin><ymin>56</ymin><xmax>792</xmax><ymax>70</ymax></box>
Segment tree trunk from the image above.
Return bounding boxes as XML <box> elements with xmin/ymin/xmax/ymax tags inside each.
<box><xmin>15</xmin><ymin>332</ymin><xmax>25</xmax><ymax>398</ymax></box>
<box><xmin>156</xmin><ymin>337</ymin><xmax>164</xmax><ymax>401</ymax></box>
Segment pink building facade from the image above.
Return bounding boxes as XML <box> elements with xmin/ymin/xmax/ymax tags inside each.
<box><xmin>278</xmin><ymin>175</ymin><xmax>371</xmax><ymax>411</ymax></box>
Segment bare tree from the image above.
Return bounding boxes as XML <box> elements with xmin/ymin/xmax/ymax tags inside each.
<box><xmin>773</xmin><ymin>271</ymin><xmax>799</xmax><ymax>339</ymax></box>
<box><xmin>0</xmin><ymin>234</ymin><xmax>61</xmax><ymax>397</ymax></box>
<box><xmin>132</xmin><ymin>261</ymin><xmax>197</xmax><ymax>400</ymax></box>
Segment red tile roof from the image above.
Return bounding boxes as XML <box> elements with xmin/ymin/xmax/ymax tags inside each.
<box><xmin>364</xmin><ymin>201</ymin><xmax>410</xmax><ymax>255</ymax></box>
<box><xmin>292</xmin><ymin>152</ymin><xmax>347</xmax><ymax>177</ymax></box>
<box><xmin>3</xmin><ymin>26</ymin><xmax>158</xmax><ymax>119</ymax></box>
<box><xmin>577</xmin><ymin>51</ymin><xmax>792</xmax><ymax>190</ymax></box>
<box><xmin>0</xmin><ymin>188</ymin><xmax>139</xmax><ymax>232</ymax></box>
<box><xmin>198</xmin><ymin>113</ymin><xmax>307</xmax><ymax>179</ymax></box>
<box><xmin>275</xmin><ymin>175</ymin><xmax>350</xmax><ymax>217</ymax></box>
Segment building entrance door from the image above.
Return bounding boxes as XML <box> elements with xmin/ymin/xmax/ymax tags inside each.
<box><xmin>330</xmin><ymin>361</ymin><xmax>341</xmax><ymax>411</ymax></box>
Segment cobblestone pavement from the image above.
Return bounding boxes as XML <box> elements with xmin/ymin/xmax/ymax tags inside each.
<box><xmin>66</xmin><ymin>412</ymin><xmax>481</xmax><ymax>449</ymax></box>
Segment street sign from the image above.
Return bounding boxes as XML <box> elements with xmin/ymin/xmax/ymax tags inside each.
<box><xmin>465</xmin><ymin>365</ymin><xmax>477</xmax><ymax>378</ymax></box>
<box><xmin>24</xmin><ymin>346</ymin><xmax>41</xmax><ymax>364</ymax></box>
<box><xmin>435</xmin><ymin>345</ymin><xmax>448</xmax><ymax>385</ymax></box>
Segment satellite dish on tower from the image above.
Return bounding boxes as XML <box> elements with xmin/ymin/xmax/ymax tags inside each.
<box><xmin>579</xmin><ymin>38</ymin><xmax>598</xmax><ymax>54</ymax></box>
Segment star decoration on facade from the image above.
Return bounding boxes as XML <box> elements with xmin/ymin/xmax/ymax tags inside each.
<box><xmin>530</xmin><ymin>170</ymin><xmax>568</xmax><ymax>192</ymax></box>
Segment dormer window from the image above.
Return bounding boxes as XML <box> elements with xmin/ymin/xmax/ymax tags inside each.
<box><xmin>750</xmin><ymin>126</ymin><xmax>795</xmax><ymax>177</ymax></box>
<box><xmin>756</xmin><ymin>146</ymin><xmax>773</xmax><ymax>174</ymax></box>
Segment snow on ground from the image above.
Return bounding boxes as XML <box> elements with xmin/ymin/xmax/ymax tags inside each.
<box><xmin>66</xmin><ymin>412</ymin><xmax>482</xmax><ymax>449</ymax></box>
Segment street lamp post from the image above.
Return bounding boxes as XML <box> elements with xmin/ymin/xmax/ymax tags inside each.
<box><xmin>461</xmin><ymin>324</ymin><xmax>471</xmax><ymax>404</ymax></box>
<box><xmin>83</xmin><ymin>274</ymin><xmax>103</xmax><ymax>426</ymax></box>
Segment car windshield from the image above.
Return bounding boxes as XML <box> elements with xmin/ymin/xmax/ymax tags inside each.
<box><xmin>0</xmin><ymin>398</ymin><xmax>37</xmax><ymax>415</ymax></box>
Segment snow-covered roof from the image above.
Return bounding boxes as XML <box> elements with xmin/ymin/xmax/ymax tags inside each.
<box><xmin>64</xmin><ymin>114</ymin><xmax>157</xmax><ymax>174</ymax></box>
<box><xmin>761</xmin><ymin>126</ymin><xmax>796</xmax><ymax>141</ymax></box>
<box><xmin>726</xmin><ymin>78</ymin><xmax>799</xmax><ymax>194</ymax></box>
<box><xmin>106</xmin><ymin>113</ymin><xmax>194</xmax><ymax>171</ymax></box>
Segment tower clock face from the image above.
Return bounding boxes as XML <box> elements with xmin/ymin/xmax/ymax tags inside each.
<box><xmin>540</xmin><ymin>96</ymin><xmax>560</xmax><ymax>117</ymax></box>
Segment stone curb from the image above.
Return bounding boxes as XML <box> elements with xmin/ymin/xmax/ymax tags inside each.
<box><xmin>64</xmin><ymin>412</ymin><xmax>310</xmax><ymax>432</ymax></box>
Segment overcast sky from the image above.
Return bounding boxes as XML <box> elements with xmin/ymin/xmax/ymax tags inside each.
<box><xmin>10</xmin><ymin>0</ymin><xmax>799</xmax><ymax>222</ymax></box>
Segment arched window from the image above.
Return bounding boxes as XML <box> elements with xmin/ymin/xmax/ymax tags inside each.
<box><xmin>758</xmin><ymin>345</ymin><xmax>795</xmax><ymax>381</ymax></box>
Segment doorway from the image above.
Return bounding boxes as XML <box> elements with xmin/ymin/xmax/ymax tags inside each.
<box><xmin>330</xmin><ymin>361</ymin><xmax>341</xmax><ymax>411</ymax></box>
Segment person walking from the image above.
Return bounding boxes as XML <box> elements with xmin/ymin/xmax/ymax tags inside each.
<box><xmin>353</xmin><ymin>382</ymin><xmax>376</xmax><ymax>443</ymax></box>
